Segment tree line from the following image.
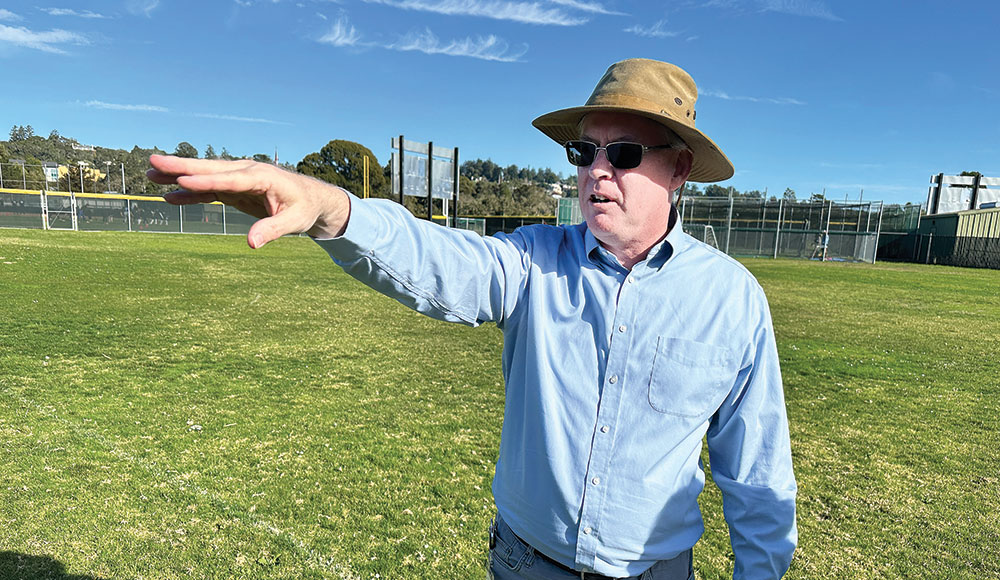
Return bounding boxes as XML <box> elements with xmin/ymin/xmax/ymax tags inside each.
<box><xmin>5</xmin><ymin>124</ymin><xmax>868</xmax><ymax>218</ymax></box>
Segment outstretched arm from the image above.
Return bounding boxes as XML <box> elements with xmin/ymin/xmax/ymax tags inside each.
<box><xmin>147</xmin><ymin>154</ymin><xmax>351</xmax><ymax>248</ymax></box>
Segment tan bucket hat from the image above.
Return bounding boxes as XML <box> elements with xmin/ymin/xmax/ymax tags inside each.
<box><xmin>532</xmin><ymin>58</ymin><xmax>734</xmax><ymax>183</ymax></box>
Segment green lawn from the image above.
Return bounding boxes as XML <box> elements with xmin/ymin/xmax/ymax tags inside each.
<box><xmin>1</xmin><ymin>229</ymin><xmax>998</xmax><ymax>579</ymax></box>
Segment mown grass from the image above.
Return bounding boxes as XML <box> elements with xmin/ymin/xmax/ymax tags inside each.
<box><xmin>1</xmin><ymin>229</ymin><xmax>998</xmax><ymax>579</ymax></box>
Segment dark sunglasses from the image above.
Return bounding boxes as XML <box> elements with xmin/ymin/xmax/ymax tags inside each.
<box><xmin>564</xmin><ymin>140</ymin><xmax>677</xmax><ymax>170</ymax></box>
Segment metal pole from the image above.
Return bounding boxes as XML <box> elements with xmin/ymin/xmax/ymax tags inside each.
<box><xmin>933</xmin><ymin>173</ymin><xmax>944</xmax><ymax>214</ymax></box>
<box><xmin>80</xmin><ymin>166</ymin><xmax>85</xmax><ymax>194</ymax></box>
<box><xmin>758</xmin><ymin>200</ymin><xmax>766</xmax><ymax>256</ymax></box>
<box><xmin>426</xmin><ymin>141</ymin><xmax>433</xmax><ymax>221</ymax></box>
<box><xmin>0</xmin><ymin>163</ymin><xmax>4</xmax><ymax>188</ymax></box>
<box><xmin>725</xmin><ymin>196</ymin><xmax>733</xmax><ymax>254</ymax></box>
<box><xmin>773</xmin><ymin>198</ymin><xmax>783</xmax><ymax>259</ymax></box>
<box><xmin>452</xmin><ymin>147</ymin><xmax>459</xmax><ymax>227</ymax></box>
<box><xmin>970</xmin><ymin>173</ymin><xmax>983</xmax><ymax>210</ymax></box>
<box><xmin>179</xmin><ymin>205</ymin><xmax>184</xmax><ymax>233</ymax></box>
<box><xmin>127</xmin><ymin>199</ymin><xmax>132</xmax><ymax>232</ymax></box>
<box><xmin>105</xmin><ymin>161</ymin><xmax>112</xmax><ymax>193</ymax></box>
<box><xmin>873</xmin><ymin>202</ymin><xmax>883</xmax><ymax>264</ymax></box>
<box><xmin>222</xmin><ymin>203</ymin><xmax>228</xmax><ymax>235</ymax></box>
<box><xmin>398</xmin><ymin>135</ymin><xmax>405</xmax><ymax>205</ymax></box>
<box><xmin>121</xmin><ymin>163</ymin><xmax>126</xmax><ymax>195</ymax></box>
<box><xmin>925</xmin><ymin>232</ymin><xmax>933</xmax><ymax>264</ymax></box>
<box><xmin>21</xmin><ymin>163</ymin><xmax>27</xmax><ymax>189</ymax></box>
<box><xmin>40</xmin><ymin>190</ymin><xmax>48</xmax><ymax>229</ymax></box>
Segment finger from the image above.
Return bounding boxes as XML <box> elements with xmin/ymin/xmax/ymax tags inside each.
<box><xmin>246</xmin><ymin>208</ymin><xmax>314</xmax><ymax>249</ymax></box>
<box><xmin>163</xmin><ymin>190</ymin><xmax>218</xmax><ymax>205</ymax></box>
<box><xmin>147</xmin><ymin>169</ymin><xmax>181</xmax><ymax>185</ymax></box>
<box><xmin>176</xmin><ymin>170</ymin><xmax>269</xmax><ymax>196</ymax></box>
<box><xmin>149</xmin><ymin>154</ymin><xmax>252</xmax><ymax>177</ymax></box>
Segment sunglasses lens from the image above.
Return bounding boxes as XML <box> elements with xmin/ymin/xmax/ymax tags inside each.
<box><xmin>606</xmin><ymin>143</ymin><xmax>643</xmax><ymax>169</ymax></box>
<box><xmin>565</xmin><ymin>141</ymin><xmax>595</xmax><ymax>167</ymax></box>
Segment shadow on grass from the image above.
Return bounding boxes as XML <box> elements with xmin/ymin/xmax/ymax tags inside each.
<box><xmin>0</xmin><ymin>552</ymin><xmax>109</xmax><ymax>580</ymax></box>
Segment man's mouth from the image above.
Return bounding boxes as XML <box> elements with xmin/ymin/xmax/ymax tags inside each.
<box><xmin>590</xmin><ymin>194</ymin><xmax>613</xmax><ymax>204</ymax></box>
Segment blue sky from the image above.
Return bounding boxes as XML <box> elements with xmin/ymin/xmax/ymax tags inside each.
<box><xmin>1</xmin><ymin>0</ymin><xmax>997</xmax><ymax>205</ymax></box>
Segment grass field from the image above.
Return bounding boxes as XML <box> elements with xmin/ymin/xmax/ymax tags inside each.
<box><xmin>1</xmin><ymin>228</ymin><xmax>998</xmax><ymax>579</ymax></box>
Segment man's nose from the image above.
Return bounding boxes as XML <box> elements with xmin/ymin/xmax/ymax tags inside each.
<box><xmin>588</xmin><ymin>147</ymin><xmax>614</xmax><ymax>177</ymax></box>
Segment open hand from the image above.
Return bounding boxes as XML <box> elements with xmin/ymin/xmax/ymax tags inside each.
<box><xmin>147</xmin><ymin>155</ymin><xmax>351</xmax><ymax>248</ymax></box>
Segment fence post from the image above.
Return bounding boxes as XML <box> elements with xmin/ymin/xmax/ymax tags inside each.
<box><xmin>773</xmin><ymin>198</ymin><xmax>783</xmax><ymax>259</ymax></box>
<box><xmin>222</xmin><ymin>203</ymin><xmax>228</xmax><ymax>235</ymax></box>
<box><xmin>725</xmin><ymin>196</ymin><xmax>733</xmax><ymax>254</ymax></box>
<box><xmin>970</xmin><ymin>173</ymin><xmax>983</xmax><ymax>210</ymax></box>
<box><xmin>179</xmin><ymin>205</ymin><xmax>184</xmax><ymax>233</ymax></box>
<box><xmin>127</xmin><ymin>200</ymin><xmax>132</xmax><ymax>232</ymax></box>
<box><xmin>873</xmin><ymin>202</ymin><xmax>883</xmax><ymax>264</ymax></box>
<box><xmin>40</xmin><ymin>190</ymin><xmax>48</xmax><ymax>229</ymax></box>
<box><xmin>925</xmin><ymin>232</ymin><xmax>933</xmax><ymax>264</ymax></box>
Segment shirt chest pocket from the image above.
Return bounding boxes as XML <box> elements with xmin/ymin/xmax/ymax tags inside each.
<box><xmin>647</xmin><ymin>337</ymin><xmax>737</xmax><ymax>419</ymax></box>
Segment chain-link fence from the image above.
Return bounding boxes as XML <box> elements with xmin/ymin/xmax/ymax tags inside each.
<box><xmin>558</xmin><ymin>196</ymin><xmax>894</xmax><ymax>263</ymax></box>
<box><xmin>1</xmin><ymin>189</ymin><xmax>256</xmax><ymax>235</ymax></box>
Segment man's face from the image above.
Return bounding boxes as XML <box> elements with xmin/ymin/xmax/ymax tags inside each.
<box><xmin>577</xmin><ymin>112</ymin><xmax>690</xmax><ymax>259</ymax></box>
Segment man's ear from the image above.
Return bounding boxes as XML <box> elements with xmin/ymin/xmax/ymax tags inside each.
<box><xmin>672</xmin><ymin>150</ymin><xmax>693</xmax><ymax>189</ymax></box>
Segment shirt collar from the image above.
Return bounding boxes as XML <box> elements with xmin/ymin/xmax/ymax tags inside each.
<box><xmin>584</xmin><ymin>205</ymin><xmax>689</xmax><ymax>271</ymax></box>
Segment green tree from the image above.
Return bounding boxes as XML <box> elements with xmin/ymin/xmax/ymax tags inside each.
<box><xmin>219</xmin><ymin>147</ymin><xmax>235</xmax><ymax>160</ymax></box>
<box><xmin>808</xmin><ymin>192</ymin><xmax>826</xmax><ymax>203</ymax></box>
<box><xmin>252</xmin><ymin>153</ymin><xmax>273</xmax><ymax>164</ymax></box>
<box><xmin>703</xmin><ymin>184</ymin><xmax>728</xmax><ymax>197</ymax></box>
<box><xmin>297</xmin><ymin>140</ymin><xmax>387</xmax><ymax>198</ymax></box>
<box><xmin>204</xmin><ymin>144</ymin><xmax>217</xmax><ymax>159</ymax></box>
<box><xmin>174</xmin><ymin>142</ymin><xmax>198</xmax><ymax>158</ymax></box>
<box><xmin>782</xmin><ymin>188</ymin><xmax>796</xmax><ymax>201</ymax></box>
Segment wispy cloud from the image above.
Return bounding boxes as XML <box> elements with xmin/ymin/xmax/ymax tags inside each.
<box><xmin>86</xmin><ymin>100</ymin><xmax>169</xmax><ymax>112</ymax></box>
<box><xmin>192</xmin><ymin>113</ymin><xmax>291</xmax><ymax>125</ymax></box>
<box><xmin>364</xmin><ymin>0</ymin><xmax>586</xmax><ymax>26</ymax></box>
<box><xmin>83</xmin><ymin>100</ymin><xmax>288</xmax><ymax>124</ymax></box>
<box><xmin>624</xmin><ymin>19</ymin><xmax>678</xmax><ymax>38</ymax></box>
<box><xmin>701</xmin><ymin>88</ymin><xmax>805</xmax><ymax>105</ymax></box>
<box><xmin>0</xmin><ymin>9</ymin><xmax>22</xmax><ymax>21</ymax></box>
<box><xmin>389</xmin><ymin>28</ymin><xmax>527</xmax><ymax>61</ymax></box>
<box><xmin>0</xmin><ymin>23</ymin><xmax>88</xmax><ymax>54</ymax></box>
<box><xmin>126</xmin><ymin>0</ymin><xmax>160</xmax><ymax>18</ymax></box>
<box><xmin>759</xmin><ymin>0</ymin><xmax>840</xmax><ymax>21</ymax></box>
<box><xmin>548</xmin><ymin>0</ymin><xmax>624</xmax><ymax>16</ymax></box>
<box><xmin>40</xmin><ymin>8</ymin><xmax>111</xmax><ymax>19</ymax></box>
<box><xmin>318</xmin><ymin>16</ymin><xmax>363</xmax><ymax>47</ymax></box>
<box><xmin>696</xmin><ymin>0</ymin><xmax>841</xmax><ymax>21</ymax></box>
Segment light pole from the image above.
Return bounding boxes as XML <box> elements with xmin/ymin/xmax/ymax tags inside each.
<box><xmin>105</xmin><ymin>161</ymin><xmax>112</xmax><ymax>193</ymax></box>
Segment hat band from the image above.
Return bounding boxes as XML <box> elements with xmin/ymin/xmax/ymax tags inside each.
<box><xmin>587</xmin><ymin>93</ymin><xmax>693</xmax><ymax>128</ymax></box>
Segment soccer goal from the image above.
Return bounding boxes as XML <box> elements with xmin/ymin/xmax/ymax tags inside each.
<box><xmin>42</xmin><ymin>191</ymin><xmax>78</xmax><ymax>231</ymax></box>
<box><xmin>455</xmin><ymin>217</ymin><xmax>487</xmax><ymax>236</ymax></box>
<box><xmin>683</xmin><ymin>223</ymin><xmax>720</xmax><ymax>249</ymax></box>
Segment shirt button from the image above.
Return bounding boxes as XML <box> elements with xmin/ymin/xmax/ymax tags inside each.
<box><xmin>600</xmin><ymin>425</ymin><xmax>609</xmax><ymax>433</ymax></box>
<box><xmin>583</xmin><ymin>527</ymin><xmax>592</xmax><ymax>535</ymax></box>
<box><xmin>627</xmin><ymin>277</ymin><xmax>634</xmax><ymax>284</ymax></box>
<box><xmin>592</xmin><ymin>477</ymin><xmax>601</xmax><ymax>485</ymax></box>
<box><xmin>618</xmin><ymin>324</ymin><xmax>626</xmax><ymax>333</ymax></box>
<box><xmin>609</xmin><ymin>375</ymin><xmax>618</xmax><ymax>384</ymax></box>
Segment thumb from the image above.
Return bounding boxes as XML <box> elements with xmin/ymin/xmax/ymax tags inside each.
<box><xmin>247</xmin><ymin>210</ymin><xmax>311</xmax><ymax>249</ymax></box>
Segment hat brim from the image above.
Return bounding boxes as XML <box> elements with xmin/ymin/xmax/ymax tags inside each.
<box><xmin>532</xmin><ymin>105</ymin><xmax>734</xmax><ymax>183</ymax></box>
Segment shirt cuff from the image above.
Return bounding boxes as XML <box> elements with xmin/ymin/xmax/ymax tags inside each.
<box><xmin>312</xmin><ymin>191</ymin><xmax>382</xmax><ymax>262</ymax></box>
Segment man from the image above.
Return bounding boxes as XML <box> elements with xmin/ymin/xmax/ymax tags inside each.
<box><xmin>148</xmin><ymin>58</ymin><xmax>797</xmax><ymax>580</ymax></box>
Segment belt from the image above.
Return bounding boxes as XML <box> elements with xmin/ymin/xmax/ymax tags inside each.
<box><xmin>491</xmin><ymin>518</ymin><xmax>623</xmax><ymax>579</ymax></box>
<box><xmin>531</xmin><ymin>548</ymin><xmax>621</xmax><ymax>580</ymax></box>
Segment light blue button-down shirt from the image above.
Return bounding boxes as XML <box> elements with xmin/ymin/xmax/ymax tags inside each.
<box><xmin>316</xmin><ymin>194</ymin><xmax>797</xmax><ymax>579</ymax></box>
